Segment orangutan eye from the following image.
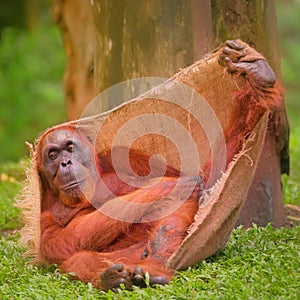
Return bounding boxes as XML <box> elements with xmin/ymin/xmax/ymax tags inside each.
<box><xmin>67</xmin><ymin>142</ymin><xmax>75</xmax><ymax>153</ymax></box>
<box><xmin>48</xmin><ymin>150</ymin><xmax>58</xmax><ymax>160</ymax></box>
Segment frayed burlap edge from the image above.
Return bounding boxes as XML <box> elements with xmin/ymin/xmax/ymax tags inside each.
<box><xmin>15</xmin><ymin>144</ymin><xmax>43</xmax><ymax>263</ymax></box>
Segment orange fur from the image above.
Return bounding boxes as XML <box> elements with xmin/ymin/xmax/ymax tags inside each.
<box><xmin>38</xmin><ymin>131</ymin><xmax>201</xmax><ymax>290</ymax></box>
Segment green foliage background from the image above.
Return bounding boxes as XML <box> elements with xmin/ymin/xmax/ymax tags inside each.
<box><xmin>277</xmin><ymin>0</ymin><xmax>300</xmax><ymax>126</ymax></box>
<box><xmin>277</xmin><ymin>0</ymin><xmax>300</xmax><ymax>205</ymax></box>
<box><xmin>0</xmin><ymin>17</ymin><xmax>65</xmax><ymax>161</ymax></box>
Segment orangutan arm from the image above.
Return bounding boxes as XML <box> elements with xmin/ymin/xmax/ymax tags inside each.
<box><xmin>40</xmin><ymin>176</ymin><xmax>201</xmax><ymax>264</ymax></box>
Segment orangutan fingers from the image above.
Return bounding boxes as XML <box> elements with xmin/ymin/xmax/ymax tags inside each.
<box><xmin>223</xmin><ymin>56</ymin><xmax>242</xmax><ymax>73</ymax></box>
<box><xmin>225</xmin><ymin>39</ymin><xmax>245</xmax><ymax>51</ymax></box>
<box><xmin>222</xmin><ymin>46</ymin><xmax>247</xmax><ymax>62</ymax></box>
<box><xmin>224</xmin><ymin>58</ymin><xmax>276</xmax><ymax>87</ymax></box>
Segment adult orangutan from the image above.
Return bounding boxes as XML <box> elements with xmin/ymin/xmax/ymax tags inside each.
<box><xmin>39</xmin><ymin>126</ymin><xmax>203</xmax><ymax>290</ymax></box>
<box><xmin>36</xmin><ymin>40</ymin><xmax>281</xmax><ymax>291</ymax></box>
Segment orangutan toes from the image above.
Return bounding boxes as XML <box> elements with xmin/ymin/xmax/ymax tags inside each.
<box><xmin>219</xmin><ymin>39</ymin><xmax>276</xmax><ymax>87</ymax></box>
<box><xmin>100</xmin><ymin>264</ymin><xmax>132</xmax><ymax>291</ymax></box>
<box><xmin>99</xmin><ymin>265</ymin><xmax>170</xmax><ymax>289</ymax></box>
<box><xmin>131</xmin><ymin>266</ymin><xmax>169</xmax><ymax>288</ymax></box>
<box><xmin>148</xmin><ymin>275</ymin><xmax>169</xmax><ymax>286</ymax></box>
<box><xmin>131</xmin><ymin>266</ymin><xmax>147</xmax><ymax>287</ymax></box>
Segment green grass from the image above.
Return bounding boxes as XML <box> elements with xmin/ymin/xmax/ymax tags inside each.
<box><xmin>0</xmin><ymin>181</ymin><xmax>22</xmax><ymax>230</ymax></box>
<box><xmin>0</xmin><ymin>226</ymin><xmax>299</xmax><ymax>299</ymax></box>
<box><xmin>0</xmin><ymin>161</ymin><xmax>24</xmax><ymax>231</ymax></box>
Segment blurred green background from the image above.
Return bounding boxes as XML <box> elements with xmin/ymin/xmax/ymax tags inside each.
<box><xmin>0</xmin><ymin>0</ymin><xmax>65</xmax><ymax>162</ymax></box>
<box><xmin>0</xmin><ymin>0</ymin><xmax>299</xmax><ymax>162</ymax></box>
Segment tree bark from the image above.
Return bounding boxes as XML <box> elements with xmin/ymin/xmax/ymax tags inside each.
<box><xmin>90</xmin><ymin>0</ymin><xmax>213</xmax><ymax>111</ymax></box>
<box><xmin>54</xmin><ymin>0</ymin><xmax>288</xmax><ymax>227</ymax></box>
<box><xmin>52</xmin><ymin>0</ymin><xmax>96</xmax><ymax>120</ymax></box>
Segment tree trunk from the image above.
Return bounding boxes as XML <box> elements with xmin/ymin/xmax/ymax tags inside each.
<box><xmin>211</xmin><ymin>0</ymin><xmax>288</xmax><ymax>227</ymax></box>
<box><xmin>52</xmin><ymin>0</ymin><xmax>96</xmax><ymax>120</ymax></box>
<box><xmin>90</xmin><ymin>0</ymin><xmax>213</xmax><ymax>111</ymax></box>
<box><xmin>54</xmin><ymin>0</ymin><xmax>288</xmax><ymax>227</ymax></box>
